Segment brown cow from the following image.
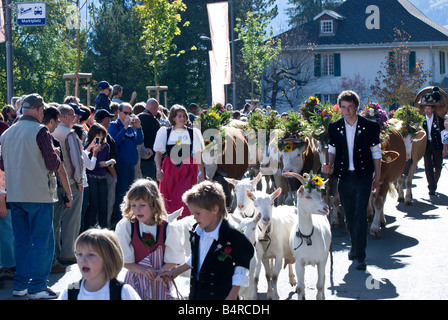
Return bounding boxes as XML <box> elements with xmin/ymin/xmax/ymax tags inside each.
<box><xmin>389</xmin><ymin>120</ymin><xmax>427</xmax><ymax>206</ymax></box>
<box><xmin>202</xmin><ymin>126</ymin><xmax>249</xmax><ymax>207</ymax></box>
<box><xmin>369</xmin><ymin>128</ymin><xmax>406</xmax><ymax>237</ymax></box>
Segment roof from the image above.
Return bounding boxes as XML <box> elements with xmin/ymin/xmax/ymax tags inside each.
<box><xmin>313</xmin><ymin>10</ymin><xmax>344</xmax><ymax>21</ymax></box>
<box><xmin>278</xmin><ymin>0</ymin><xmax>448</xmax><ymax>48</ymax></box>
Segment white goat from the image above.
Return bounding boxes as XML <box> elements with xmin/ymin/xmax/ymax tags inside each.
<box><xmin>284</xmin><ymin>172</ymin><xmax>331</xmax><ymax>300</ymax></box>
<box><xmin>246</xmin><ymin>188</ymin><xmax>297</xmax><ymax>300</ymax></box>
<box><xmin>225</xmin><ymin>173</ymin><xmax>262</xmax><ymax>218</ymax></box>
<box><xmin>230</xmin><ymin>212</ymin><xmax>261</xmax><ymax>300</ymax></box>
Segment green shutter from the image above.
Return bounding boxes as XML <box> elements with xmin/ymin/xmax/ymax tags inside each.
<box><xmin>440</xmin><ymin>51</ymin><xmax>446</xmax><ymax>74</ymax></box>
<box><xmin>334</xmin><ymin>53</ymin><xmax>341</xmax><ymax>77</ymax></box>
<box><xmin>409</xmin><ymin>51</ymin><xmax>416</xmax><ymax>74</ymax></box>
<box><xmin>314</xmin><ymin>54</ymin><xmax>321</xmax><ymax>77</ymax></box>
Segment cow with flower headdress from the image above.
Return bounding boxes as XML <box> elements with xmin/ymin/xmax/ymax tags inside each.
<box><xmin>306</xmin><ymin>102</ymin><xmax>344</xmax><ymax>227</ymax></box>
<box><xmin>277</xmin><ymin>110</ymin><xmax>321</xmax><ymax>205</ymax></box>
<box><xmin>196</xmin><ymin>104</ymin><xmax>249</xmax><ymax>208</ymax></box>
<box><xmin>359</xmin><ymin>102</ymin><xmax>406</xmax><ymax>237</ymax></box>
<box><xmin>390</xmin><ymin>105</ymin><xmax>427</xmax><ymax>206</ymax></box>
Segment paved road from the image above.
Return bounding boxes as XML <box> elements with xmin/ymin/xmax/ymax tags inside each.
<box><xmin>1</xmin><ymin>158</ymin><xmax>447</xmax><ymax>300</ymax></box>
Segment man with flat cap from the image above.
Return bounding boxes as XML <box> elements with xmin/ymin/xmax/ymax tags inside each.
<box><xmin>0</xmin><ymin>93</ymin><xmax>60</xmax><ymax>299</ymax></box>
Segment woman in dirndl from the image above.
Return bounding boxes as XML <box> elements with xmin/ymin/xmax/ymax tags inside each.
<box><xmin>115</xmin><ymin>179</ymin><xmax>185</xmax><ymax>300</ymax></box>
<box><xmin>154</xmin><ymin>104</ymin><xmax>207</xmax><ymax>218</ymax></box>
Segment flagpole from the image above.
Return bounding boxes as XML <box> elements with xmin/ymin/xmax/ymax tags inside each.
<box><xmin>5</xmin><ymin>0</ymin><xmax>14</xmax><ymax>103</ymax></box>
<box><xmin>229</xmin><ymin>0</ymin><xmax>236</xmax><ymax>109</ymax></box>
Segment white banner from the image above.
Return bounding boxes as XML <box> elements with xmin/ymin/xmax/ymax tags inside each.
<box><xmin>209</xmin><ymin>50</ymin><xmax>225</xmax><ymax>105</ymax></box>
<box><xmin>207</xmin><ymin>1</ymin><xmax>231</xmax><ymax>105</ymax></box>
<box><xmin>0</xmin><ymin>0</ymin><xmax>6</xmax><ymax>43</ymax></box>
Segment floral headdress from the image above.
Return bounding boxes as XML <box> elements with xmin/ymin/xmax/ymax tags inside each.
<box><xmin>194</xmin><ymin>103</ymin><xmax>232</xmax><ymax>149</ymax></box>
<box><xmin>300</xmin><ymin>96</ymin><xmax>321</xmax><ymax>121</ymax></box>
<box><xmin>304</xmin><ymin>171</ymin><xmax>325</xmax><ymax>193</ymax></box>
<box><xmin>247</xmin><ymin>109</ymin><xmax>280</xmax><ymax>144</ymax></box>
<box><xmin>360</xmin><ymin>102</ymin><xmax>392</xmax><ymax>154</ymax></box>
<box><xmin>276</xmin><ymin>111</ymin><xmax>310</xmax><ymax>152</ymax></box>
<box><xmin>308</xmin><ymin>103</ymin><xmax>342</xmax><ymax>145</ymax></box>
<box><xmin>392</xmin><ymin>105</ymin><xmax>425</xmax><ymax>137</ymax></box>
<box><xmin>360</xmin><ymin>102</ymin><xmax>390</xmax><ymax>131</ymax></box>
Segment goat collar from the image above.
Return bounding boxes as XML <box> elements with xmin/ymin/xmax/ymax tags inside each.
<box><xmin>295</xmin><ymin>227</ymin><xmax>314</xmax><ymax>250</ymax></box>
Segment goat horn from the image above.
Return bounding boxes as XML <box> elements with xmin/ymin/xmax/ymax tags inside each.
<box><xmin>283</xmin><ymin>172</ymin><xmax>306</xmax><ymax>185</ymax></box>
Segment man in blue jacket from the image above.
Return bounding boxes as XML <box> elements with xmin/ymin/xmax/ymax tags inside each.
<box><xmin>108</xmin><ymin>102</ymin><xmax>143</xmax><ymax>225</ymax></box>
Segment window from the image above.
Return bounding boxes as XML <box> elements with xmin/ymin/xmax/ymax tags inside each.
<box><xmin>321</xmin><ymin>54</ymin><xmax>334</xmax><ymax>76</ymax></box>
<box><xmin>321</xmin><ymin>20</ymin><xmax>333</xmax><ymax>34</ymax></box>
<box><xmin>440</xmin><ymin>51</ymin><xmax>446</xmax><ymax>74</ymax></box>
<box><xmin>314</xmin><ymin>53</ymin><xmax>341</xmax><ymax>77</ymax></box>
<box><xmin>317</xmin><ymin>94</ymin><xmax>338</xmax><ymax>105</ymax></box>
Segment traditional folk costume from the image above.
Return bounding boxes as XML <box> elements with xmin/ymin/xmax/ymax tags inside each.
<box><xmin>115</xmin><ymin>218</ymin><xmax>185</xmax><ymax>300</ymax></box>
<box><xmin>187</xmin><ymin>219</ymin><xmax>254</xmax><ymax>300</ymax></box>
<box><xmin>153</xmin><ymin>126</ymin><xmax>205</xmax><ymax>218</ymax></box>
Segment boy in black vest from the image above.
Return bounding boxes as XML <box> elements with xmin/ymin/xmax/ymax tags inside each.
<box><xmin>322</xmin><ymin>90</ymin><xmax>381</xmax><ymax>270</ymax></box>
<box><xmin>160</xmin><ymin>181</ymin><xmax>254</xmax><ymax>300</ymax></box>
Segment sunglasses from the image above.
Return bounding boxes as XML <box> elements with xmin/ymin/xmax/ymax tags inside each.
<box><xmin>121</xmin><ymin>111</ymin><xmax>131</xmax><ymax>115</ymax></box>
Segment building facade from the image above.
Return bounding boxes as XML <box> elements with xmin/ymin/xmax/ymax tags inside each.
<box><xmin>265</xmin><ymin>0</ymin><xmax>448</xmax><ymax>111</ymax></box>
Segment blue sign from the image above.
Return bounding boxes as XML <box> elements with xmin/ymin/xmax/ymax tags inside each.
<box><xmin>16</xmin><ymin>2</ymin><xmax>47</xmax><ymax>26</ymax></box>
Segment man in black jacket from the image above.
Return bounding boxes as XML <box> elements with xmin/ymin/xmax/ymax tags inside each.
<box><xmin>422</xmin><ymin>104</ymin><xmax>445</xmax><ymax>195</ymax></box>
<box><xmin>322</xmin><ymin>91</ymin><xmax>381</xmax><ymax>270</ymax></box>
<box><xmin>138</xmin><ymin>98</ymin><xmax>160</xmax><ymax>181</ymax></box>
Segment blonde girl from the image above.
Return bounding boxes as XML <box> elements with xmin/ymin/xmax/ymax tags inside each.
<box><xmin>58</xmin><ymin>228</ymin><xmax>141</xmax><ymax>300</ymax></box>
<box><xmin>115</xmin><ymin>178</ymin><xmax>185</xmax><ymax>300</ymax></box>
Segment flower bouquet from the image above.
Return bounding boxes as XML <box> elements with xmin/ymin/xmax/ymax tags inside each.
<box><xmin>360</xmin><ymin>102</ymin><xmax>392</xmax><ymax>154</ymax></box>
<box><xmin>392</xmin><ymin>105</ymin><xmax>425</xmax><ymax>137</ymax></box>
<box><xmin>247</xmin><ymin>109</ymin><xmax>281</xmax><ymax>144</ymax></box>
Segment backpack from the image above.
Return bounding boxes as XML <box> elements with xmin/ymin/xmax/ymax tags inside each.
<box><xmin>67</xmin><ymin>278</ymin><xmax>124</xmax><ymax>300</ymax></box>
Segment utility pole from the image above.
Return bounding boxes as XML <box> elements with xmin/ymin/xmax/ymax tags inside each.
<box><xmin>5</xmin><ymin>0</ymin><xmax>14</xmax><ymax>103</ymax></box>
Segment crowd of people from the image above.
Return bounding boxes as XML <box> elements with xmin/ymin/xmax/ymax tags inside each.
<box><xmin>0</xmin><ymin>83</ymin><xmax>447</xmax><ymax>300</ymax></box>
<box><xmin>0</xmin><ymin>80</ymin><xmax>255</xmax><ymax>300</ymax></box>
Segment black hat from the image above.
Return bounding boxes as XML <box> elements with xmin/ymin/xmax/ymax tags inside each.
<box><xmin>95</xmin><ymin>109</ymin><xmax>115</xmax><ymax>122</ymax></box>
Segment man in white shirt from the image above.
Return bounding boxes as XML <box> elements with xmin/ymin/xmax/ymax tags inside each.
<box><xmin>322</xmin><ymin>91</ymin><xmax>381</xmax><ymax>270</ymax></box>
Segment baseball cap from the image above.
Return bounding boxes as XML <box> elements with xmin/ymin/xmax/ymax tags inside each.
<box><xmin>98</xmin><ymin>81</ymin><xmax>111</xmax><ymax>91</ymax></box>
<box><xmin>68</xmin><ymin>103</ymin><xmax>87</xmax><ymax>116</ymax></box>
<box><xmin>21</xmin><ymin>93</ymin><xmax>45</xmax><ymax>109</ymax></box>
<box><xmin>95</xmin><ymin>109</ymin><xmax>115</xmax><ymax>122</ymax></box>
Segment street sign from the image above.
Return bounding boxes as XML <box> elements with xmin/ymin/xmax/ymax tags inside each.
<box><xmin>16</xmin><ymin>2</ymin><xmax>46</xmax><ymax>26</ymax></box>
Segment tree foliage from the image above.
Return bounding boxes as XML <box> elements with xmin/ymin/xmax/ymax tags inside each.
<box><xmin>286</xmin><ymin>0</ymin><xmax>343</xmax><ymax>27</ymax></box>
<box><xmin>371</xmin><ymin>27</ymin><xmax>433</xmax><ymax>107</ymax></box>
<box><xmin>0</xmin><ymin>0</ymin><xmax>80</xmax><ymax>104</ymax></box>
<box><xmin>135</xmin><ymin>0</ymin><xmax>189</xmax><ymax>86</ymax></box>
<box><xmin>235</xmin><ymin>11</ymin><xmax>281</xmax><ymax>102</ymax></box>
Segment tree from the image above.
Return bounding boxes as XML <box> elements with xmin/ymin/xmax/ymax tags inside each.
<box><xmin>286</xmin><ymin>0</ymin><xmax>343</xmax><ymax>27</ymax></box>
<box><xmin>135</xmin><ymin>0</ymin><xmax>189</xmax><ymax>86</ymax></box>
<box><xmin>0</xmin><ymin>0</ymin><xmax>79</xmax><ymax>104</ymax></box>
<box><xmin>235</xmin><ymin>11</ymin><xmax>281</xmax><ymax>103</ymax></box>
<box><xmin>371</xmin><ymin>27</ymin><xmax>433</xmax><ymax>107</ymax></box>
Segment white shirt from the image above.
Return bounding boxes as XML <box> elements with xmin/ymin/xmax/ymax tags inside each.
<box><xmin>185</xmin><ymin>219</ymin><xmax>250</xmax><ymax>287</ymax></box>
<box><xmin>426</xmin><ymin>114</ymin><xmax>434</xmax><ymax>140</ymax></box>
<box><xmin>329</xmin><ymin>118</ymin><xmax>382</xmax><ymax>169</ymax></box>
<box><xmin>57</xmin><ymin>279</ymin><xmax>141</xmax><ymax>300</ymax></box>
<box><xmin>115</xmin><ymin>218</ymin><xmax>186</xmax><ymax>265</ymax></box>
<box><xmin>153</xmin><ymin>126</ymin><xmax>205</xmax><ymax>155</ymax></box>
<box><xmin>81</xmin><ymin>149</ymin><xmax>96</xmax><ymax>188</ymax></box>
